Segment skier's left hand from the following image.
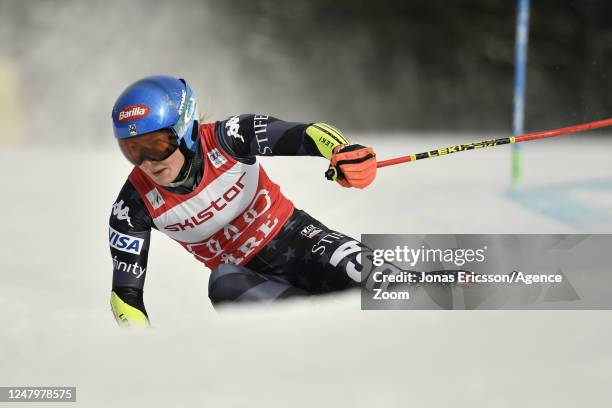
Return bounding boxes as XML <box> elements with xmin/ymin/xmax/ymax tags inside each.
<box><xmin>325</xmin><ymin>144</ymin><xmax>377</xmax><ymax>189</ymax></box>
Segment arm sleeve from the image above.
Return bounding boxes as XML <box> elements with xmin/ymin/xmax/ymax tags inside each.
<box><xmin>215</xmin><ymin>114</ymin><xmax>350</xmax><ymax>161</ymax></box>
<box><xmin>109</xmin><ymin>179</ymin><xmax>153</xmax><ymax>327</ymax></box>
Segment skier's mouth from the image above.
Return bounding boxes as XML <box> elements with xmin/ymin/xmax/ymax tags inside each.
<box><xmin>153</xmin><ymin>168</ymin><xmax>166</xmax><ymax>176</ymax></box>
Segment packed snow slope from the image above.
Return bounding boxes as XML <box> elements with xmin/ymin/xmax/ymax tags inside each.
<box><xmin>1</xmin><ymin>133</ymin><xmax>611</xmax><ymax>407</ymax></box>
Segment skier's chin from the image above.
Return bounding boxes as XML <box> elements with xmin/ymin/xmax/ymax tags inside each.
<box><xmin>142</xmin><ymin>167</ymin><xmax>172</xmax><ymax>185</ymax></box>
<box><xmin>151</xmin><ymin>168</ymin><xmax>174</xmax><ymax>185</ymax></box>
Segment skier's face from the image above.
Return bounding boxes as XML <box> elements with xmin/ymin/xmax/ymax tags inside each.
<box><xmin>139</xmin><ymin>140</ymin><xmax>185</xmax><ymax>186</ymax></box>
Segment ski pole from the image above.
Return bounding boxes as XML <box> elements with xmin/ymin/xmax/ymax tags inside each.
<box><xmin>376</xmin><ymin>117</ymin><xmax>612</xmax><ymax>169</ymax></box>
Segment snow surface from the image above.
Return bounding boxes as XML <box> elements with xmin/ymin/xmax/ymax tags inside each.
<box><xmin>1</xmin><ymin>133</ymin><xmax>611</xmax><ymax>407</ymax></box>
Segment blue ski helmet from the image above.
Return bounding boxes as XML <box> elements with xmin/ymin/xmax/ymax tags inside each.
<box><xmin>111</xmin><ymin>76</ymin><xmax>199</xmax><ymax>153</ymax></box>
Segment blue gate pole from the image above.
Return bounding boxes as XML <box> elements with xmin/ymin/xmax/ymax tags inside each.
<box><xmin>512</xmin><ymin>0</ymin><xmax>530</xmax><ymax>184</ymax></box>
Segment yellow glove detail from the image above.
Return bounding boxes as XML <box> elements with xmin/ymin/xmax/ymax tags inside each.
<box><xmin>305</xmin><ymin>123</ymin><xmax>349</xmax><ymax>159</ymax></box>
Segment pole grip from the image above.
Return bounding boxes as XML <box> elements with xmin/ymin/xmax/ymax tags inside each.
<box><xmin>325</xmin><ymin>166</ymin><xmax>338</xmax><ymax>181</ymax></box>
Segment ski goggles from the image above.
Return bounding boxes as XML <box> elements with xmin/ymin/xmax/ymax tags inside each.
<box><xmin>118</xmin><ymin>130</ymin><xmax>179</xmax><ymax>166</ymax></box>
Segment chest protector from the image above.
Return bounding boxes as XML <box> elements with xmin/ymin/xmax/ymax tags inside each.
<box><xmin>128</xmin><ymin>123</ymin><xmax>294</xmax><ymax>268</ymax></box>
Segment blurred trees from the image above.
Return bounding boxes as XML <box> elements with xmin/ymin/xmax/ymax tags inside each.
<box><xmin>214</xmin><ymin>0</ymin><xmax>612</xmax><ymax>131</ymax></box>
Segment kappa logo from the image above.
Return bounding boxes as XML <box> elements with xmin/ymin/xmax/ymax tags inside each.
<box><xmin>109</xmin><ymin>226</ymin><xmax>144</xmax><ymax>254</ymax></box>
<box><xmin>118</xmin><ymin>105</ymin><xmax>149</xmax><ymax>122</ymax></box>
<box><xmin>225</xmin><ymin>116</ymin><xmax>244</xmax><ymax>142</ymax></box>
<box><xmin>145</xmin><ymin>188</ymin><xmax>165</xmax><ymax>210</ymax></box>
<box><xmin>207</xmin><ymin>148</ymin><xmax>228</xmax><ymax>169</ymax></box>
<box><xmin>112</xmin><ymin>200</ymin><xmax>133</xmax><ymax>228</ymax></box>
<box><xmin>301</xmin><ymin>224</ymin><xmax>322</xmax><ymax>239</ymax></box>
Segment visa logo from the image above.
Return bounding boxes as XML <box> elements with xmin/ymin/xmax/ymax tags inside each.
<box><xmin>109</xmin><ymin>226</ymin><xmax>144</xmax><ymax>254</ymax></box>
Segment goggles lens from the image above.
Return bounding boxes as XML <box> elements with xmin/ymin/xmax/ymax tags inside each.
<box><xmin>118</xmin><ymin>131</ymin><xmax>178</xmax><ymax>166</ymax></box>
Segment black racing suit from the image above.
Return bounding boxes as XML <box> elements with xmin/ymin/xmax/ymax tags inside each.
<box><xmin>109</xmin><ymin>115</ymin><xmax>391</xmax><ymax>324</ymax></box>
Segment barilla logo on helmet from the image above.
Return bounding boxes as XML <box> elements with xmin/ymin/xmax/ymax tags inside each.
<box><xmin>118</xmin><ymin>105</ymin><xmax>150</xmax><ymax>122</ymax></box>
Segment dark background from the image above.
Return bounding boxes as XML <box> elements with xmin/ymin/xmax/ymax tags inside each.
<box><xmin>212</xmin><ymin>0</ymin><xmax>612</xmax><ymax>131</ymax></box>
<box><xmin>1</xmin><ymin>0</ymin><xmax>611</xmax><ymax>144</ymax></box>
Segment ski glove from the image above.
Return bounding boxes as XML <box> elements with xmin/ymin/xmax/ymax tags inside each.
<box><xmin>325</xmin><ymin>144</ymin><xmax>376</xmax><ymax>189</ymax></box>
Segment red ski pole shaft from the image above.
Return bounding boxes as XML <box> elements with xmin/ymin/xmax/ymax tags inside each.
<box><xmin>376</xmin><ymin>117</ymin><xmax>612</xmax><ymax>169</ymax></box>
